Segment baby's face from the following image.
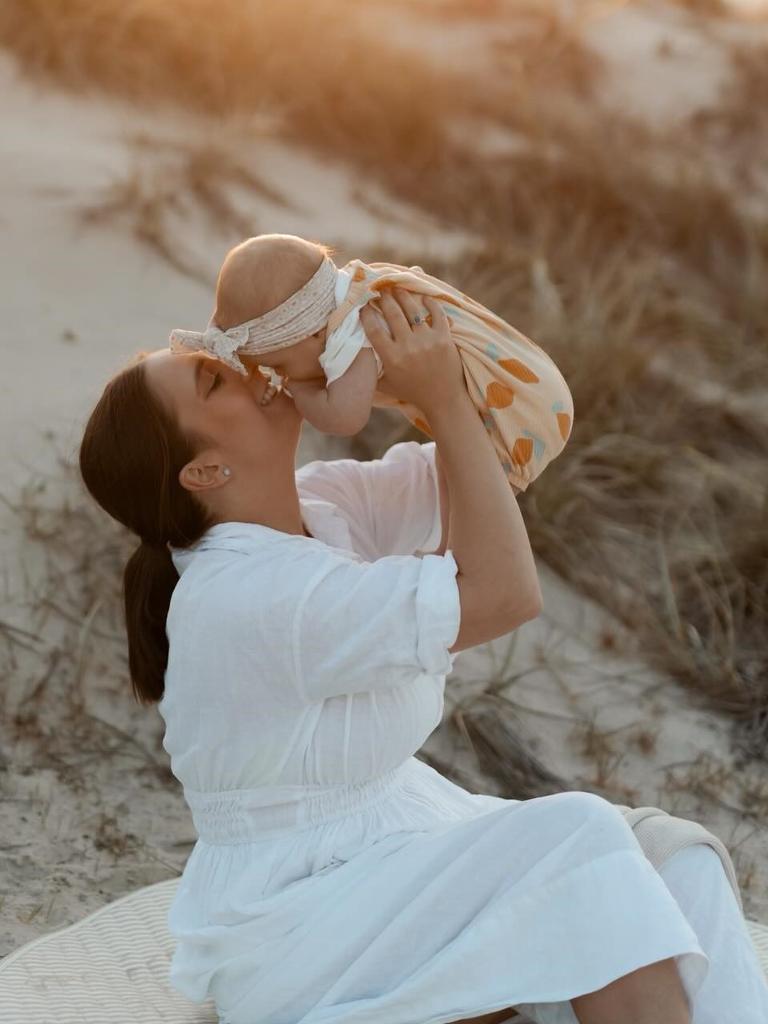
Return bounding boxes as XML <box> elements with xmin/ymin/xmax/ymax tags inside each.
<box><xmin>255</xmin><ymin>329</ymin><xmax>327</xmax><ymax>382</ymax></box>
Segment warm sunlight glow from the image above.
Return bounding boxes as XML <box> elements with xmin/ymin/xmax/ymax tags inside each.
<box><xmin>726</xmin><ymin>0</ymin><xmax>768</xmax><ymax>14</ymax></box>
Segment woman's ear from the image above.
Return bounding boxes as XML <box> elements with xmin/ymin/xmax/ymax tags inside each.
<box><xmin>178</xmin><ymin>459</ymin><xmax>229</xmax><ymax>493</ymax></box>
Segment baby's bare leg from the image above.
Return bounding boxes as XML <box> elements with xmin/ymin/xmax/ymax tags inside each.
<box><xmin>571</xmin><ymin>956</ymin><xmax>691</xmax><ymax>1024</ymax></box>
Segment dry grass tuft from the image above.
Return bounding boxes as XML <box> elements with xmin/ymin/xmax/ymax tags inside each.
<box><xmin>78</xmin><ymin>132</ymin><xmax>298</xmax><ymax>283</ymax></box>
<box><xmin>449</xmin><ymin>693</ymin><xmax>569</xmax><ymax>799</ymax></box>
<box><xmin>0</xmin><ymin>444</ymin><xmax>161</xmax><ymax>773</ymax></box>
<box><xmin>663</xmin><ymin>752</ymin><xmax>768</xmax><ymax>822</ymax></box>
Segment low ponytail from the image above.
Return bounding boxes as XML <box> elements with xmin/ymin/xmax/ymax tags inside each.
<box><xmin>123</xmin><ymin>541</ymin><xmax>180</xmax><ymax>703</ymax></box>
<box><xmin>79</xmin><ymin>355</ymin><xmax>214</xmax><ymax>704</ymax></box>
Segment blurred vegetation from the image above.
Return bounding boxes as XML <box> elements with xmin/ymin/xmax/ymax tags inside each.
<box><xmin>668</xmin><ymin>0</ymin><xmax>730</xmax><ymax>13</ymax></box>
<box><xmin>0</xmin><ymin>0</ymin><xmax>766</xmax><ymax>755</ymax></box>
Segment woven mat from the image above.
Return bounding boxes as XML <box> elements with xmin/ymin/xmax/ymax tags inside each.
<box><xmin>1</xmin><ymin>876</ymin><xmax>767</xmax><ymax>1023</ymax></box>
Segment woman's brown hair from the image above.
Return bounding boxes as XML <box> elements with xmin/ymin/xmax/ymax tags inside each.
<box><xmin>79</xmin><ymin>353</ymin><xmax>215</xmax><ymax>705</ymax></box>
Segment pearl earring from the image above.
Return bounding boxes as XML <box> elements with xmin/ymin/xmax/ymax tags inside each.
<box><xmin>222</xmin><ymin>467</ymin><xmax>231</xmax><ymax>477</ymax></box>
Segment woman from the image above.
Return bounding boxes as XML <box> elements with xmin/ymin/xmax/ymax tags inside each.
<box><xmin>78</xmin><ymin>287</ymin><xmax>767</xmax><ymax>1024</ymax></box>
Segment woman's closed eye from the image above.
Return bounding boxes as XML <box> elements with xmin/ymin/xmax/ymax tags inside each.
<box><xmin>204</xmin><ymin>367</ymin><xmax>222</xmax><ymax>395</ymax></box>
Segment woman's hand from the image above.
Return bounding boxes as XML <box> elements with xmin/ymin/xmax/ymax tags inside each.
<box><xmin>360</xmin><ymin>288</ymin><xmax>465</xmax><ymax>416</ymax></box>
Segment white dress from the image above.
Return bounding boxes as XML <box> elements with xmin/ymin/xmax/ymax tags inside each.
<box><xmin>157</xmin><ymin>440</ymin><xmax>710</xmax><ymax>1024</ymax></box>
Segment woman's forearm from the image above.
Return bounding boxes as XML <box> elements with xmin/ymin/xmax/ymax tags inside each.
<box><xmin>433</xmin><ymin>446</ymin><xmax>520</xmax><ymax>556</ymax></box>
<box><xmin>425</xmin><ymin>392</ymin><xmax>542</xmax><ymax>646</ymax></box>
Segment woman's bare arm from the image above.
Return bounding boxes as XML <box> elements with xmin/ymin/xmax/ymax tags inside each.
<box><xmin>362</xmin><ymin>288</ymin><xmax>542</xmax><ymax>654</ymax></box>
<box><xmin>432</xmin><ymin>447</ymin><xmax>520</xmax><ymax>558</ymax></box>
<box><xmin>426</xmin><ymin>396</ymin><xmax>541</xmax><ymax>652</ymax></box>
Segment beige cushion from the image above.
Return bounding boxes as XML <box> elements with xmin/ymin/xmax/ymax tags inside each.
<box><xmin>0</xmin><ymin>876</ymin><xmax>766</xmax><ymax>1023</ymax></box>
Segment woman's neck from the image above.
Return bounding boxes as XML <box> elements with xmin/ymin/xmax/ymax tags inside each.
<box><xmin>210</xmin><ymin>474</ymin><xmax>310</xmax><ymax>537</ymax></box>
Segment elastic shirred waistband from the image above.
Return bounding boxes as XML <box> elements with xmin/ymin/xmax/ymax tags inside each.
<box><xmin>184</xmin><ymin>759</ymin><xmax>414</xmax><ymax>845</ymax></box>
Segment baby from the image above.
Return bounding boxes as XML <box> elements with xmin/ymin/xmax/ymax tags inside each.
<box><xmin>169</xmin><ymin>233</ymin><xmax>573</xmax><ymax>493</ymax></box>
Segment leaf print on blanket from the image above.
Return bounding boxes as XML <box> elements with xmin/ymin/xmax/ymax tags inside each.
<box><xmin>512</xmin><ymin>438</ymin><xmax>534</xmax><ymax>466</ymax></box>
<box><xmin>553</xmin><ymin>401</ymin><xmax>572</xmax><ymax>442</ymax></box>
<box><xmin>498</xmin><ymin>358</ymin><xmax>540</xmax><ymax>384</ymax></box>
<box><xmin>486</xmin><ymin>381</ymin><xmax>515</xmax><ymax>408</ymax></box>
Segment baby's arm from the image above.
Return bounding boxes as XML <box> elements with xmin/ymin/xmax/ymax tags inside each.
<box><xmin>286</xmin><ymin>348</ymin><xmax>379</xmax><ymax>436</ymax></box>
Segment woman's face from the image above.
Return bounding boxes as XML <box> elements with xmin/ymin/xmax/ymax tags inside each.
<box><xmin>143</xmin><ymin>347</ymin><xmax>303</xmax><ymax>493</ymax></box>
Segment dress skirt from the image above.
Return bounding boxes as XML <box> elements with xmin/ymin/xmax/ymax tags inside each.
<box><xmin>166</xmin><ymin>755</ymin><xmax>708</xmax><ymax>1024</ymax></box>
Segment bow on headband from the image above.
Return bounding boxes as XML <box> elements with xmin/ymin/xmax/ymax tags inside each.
<box><xmin>169</xmin><ymin>323</ymin><xmax>254</xmax><ymax>376</ymax></box>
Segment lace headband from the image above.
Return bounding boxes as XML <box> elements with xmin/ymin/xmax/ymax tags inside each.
<box><xmin>169</xmin><ymin>255</ymin><xmax>339</xmax><ymax>376</ymax></box>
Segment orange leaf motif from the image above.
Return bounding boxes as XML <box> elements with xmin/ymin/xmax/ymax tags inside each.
<box><xmin>512</xmin><ymin>438</ymin><xmax>533</xmax><ymax>465</ymax></box>
<box><xmin>556</xmin><ymin>412</ymin><xmax>571</xmax><ymax>441</ymax></box>
<box><xmin>498</xmin><ymin>358</ymin><xmax>539</xmax><ymax>383</ymax></box>
<box><xmin>485</xmin><ymin>381</ymin><xmax>515</xmax><ymax>408</ymax></box>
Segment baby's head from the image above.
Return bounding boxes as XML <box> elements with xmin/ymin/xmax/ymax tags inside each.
<box><xmin>214</xmin><ymin>233</ymin><xmax>336</xmax><ymax>333</ymax></box>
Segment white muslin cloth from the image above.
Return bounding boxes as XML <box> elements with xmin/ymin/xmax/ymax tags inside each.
<box><xmin>156</xmin><ymin>440</ymin><xmax>763</xmax><ymax>1024</ymax></box>
<box><xmin>317</xmin><ymin>265</ymin><xmax>384</xmax><ymax>385</ymax></box>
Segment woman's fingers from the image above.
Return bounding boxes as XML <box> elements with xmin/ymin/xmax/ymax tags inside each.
<box><xmin>360</xmin><ymin>287</ymin><xmax>452</xmax><ymax>362</ymax></box>
<box><xmin>359</xmin><ymin>302</ymin><xmax>394</xmax><ymax>355</ymax></box>
<box><xmin>376</xmin><ymin>289</ymin><xmax>415</xmax><ymax>342</ymax></box>
<box><xmin>390</xmin><ymin>286</ymin><xmax>429</xmax><ymax>324</ymax></box>
<box><xmin>391</xmin><ymin>288</ymin><xmax>451</xmax><ymax>333</ymax></box>
<box><xmin>422</xmin><ymin>294</ymin><xmax>449</xmax><ymax>326</ymax></box>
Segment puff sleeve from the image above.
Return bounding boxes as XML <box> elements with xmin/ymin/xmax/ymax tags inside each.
<box><xmin>290</xmin><ymin>546</ymin><xmax>460</xmax><ymax>703</ymax></box>
<box><xmin>297</xmin><ymin>440</ymin><xmax>442</xmax><ymax>558</ymax></box>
